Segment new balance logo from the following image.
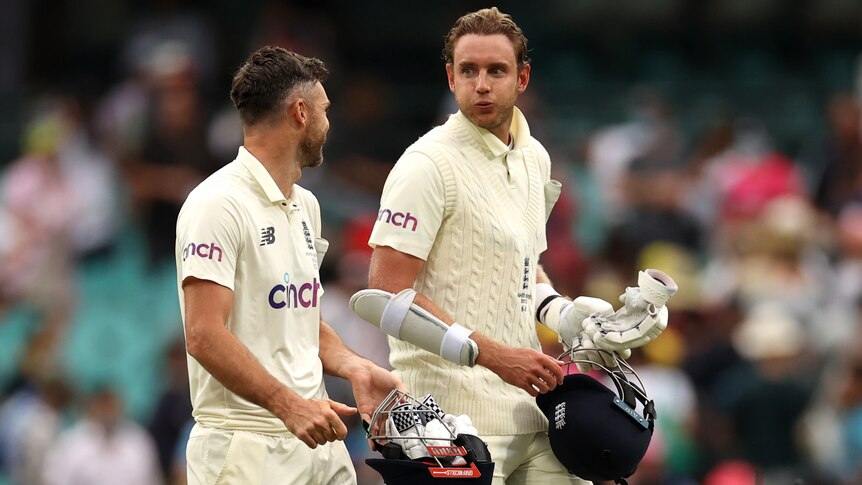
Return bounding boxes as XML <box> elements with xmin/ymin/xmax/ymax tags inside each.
<box><xmin>260</xmin><ymin>226</ymin><xmax>275</xmax><ymax>246</ymax></box>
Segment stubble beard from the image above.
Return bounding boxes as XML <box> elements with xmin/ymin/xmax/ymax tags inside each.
<box><xmin>465</xmin><ymin>102</ymin><xmax>514</xmax><ymax>135</ymax></box>
<box><xmin>299</xmin><ymin>131</ymin><xmax>325</xmax><ymax>169</ymax></box>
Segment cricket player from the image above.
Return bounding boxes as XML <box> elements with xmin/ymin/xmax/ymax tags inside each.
<box><xmin>176</xmin><ymin>45</ymin><xmax>402</xmax><ymax>485</ymax></box>
<box><xmin>353</xmin><ymin>8</ymin><xmax>668</xmax><ymax>485</ymax></box>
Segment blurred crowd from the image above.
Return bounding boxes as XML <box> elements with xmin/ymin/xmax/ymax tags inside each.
<box><xmin>0</xmin><ymin>1</ymin><xmax>861</xmax><ymax>484</ymax></box>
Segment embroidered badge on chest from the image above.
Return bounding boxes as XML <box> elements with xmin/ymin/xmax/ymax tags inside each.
<box><xmin>518</xmin><ymin>256</ymin><xmax>531</xmax><ymax>312</ymax></box>
<box><xmin>301</xmin><ymin>220</ymin><xmax>319</xmax><ymax>269</ymax></box>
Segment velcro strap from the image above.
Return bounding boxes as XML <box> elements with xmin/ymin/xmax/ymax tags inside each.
<box><xmin>534</xmin><ymin>283</ymin><xmax>561</xmax><ymax>322</ymax></box>
<box><xmin>440</xmin><ymin>323</ymin><xmax>473</xmax><ymax>363</ymax></box>
<box><xmin>542</xmin><ymin>297</ymin><xmax>569</xmax><ymax>333</ymax></box>
<box><xmin>380</xmin><ymin>289</ymin><xmax>417</xmax><ymax>338</ymax></box>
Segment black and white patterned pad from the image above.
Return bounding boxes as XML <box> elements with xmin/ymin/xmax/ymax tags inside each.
<box><xmin>390</xmin><ymin>403</ymin><xmax>421</xmax><ymax>433</ymax></box>
<box><xmin>416</xmin><ymin>394</ymin><xmax>445</xmax><ymax>425</ymax></box>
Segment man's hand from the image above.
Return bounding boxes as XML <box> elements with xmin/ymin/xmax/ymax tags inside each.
<box><xmin>346</xmin><ymin>362</ymin><xmax>406</xmax><ymax>423</ymax></box>
<box><xmin>278</xmin><ymin>392</ymin><xmax>357</xmax><ymax>449</ymax></box>
<box><xmin>473</xmin><ymin>335</ymin><xmax>564</xmax><ymax>397</ymax></box>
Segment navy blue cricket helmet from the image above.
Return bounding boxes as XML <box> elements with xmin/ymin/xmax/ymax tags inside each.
<box><xmin>536</xmin><ymin>352</ymin><xmax>656</xmax><ymax>484</ymax></box>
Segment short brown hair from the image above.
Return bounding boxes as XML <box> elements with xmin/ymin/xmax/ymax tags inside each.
<box><xmin>442</xmin><ymin>7</ymin><xmax>530</xmax><ymax>68</ymax></box>
<box><xmin>230</xmin><ymin>45</ymin><xmax>329</xmax><ymax>126</ymax></box>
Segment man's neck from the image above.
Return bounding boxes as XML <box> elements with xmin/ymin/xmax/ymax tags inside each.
<box><xmin>244</xmin><ymin>136</ymin><xmax>301</xmax><ymax>199</ymax></box>
<box><xmin>490</xmin><ymin>126</ymin><xmax>509</xmax><ymax>145</ymax></box>
<box><xmin>262</xmin><ymin>157</ymin><xmax>301</xmax><ymax>199</ymax></box>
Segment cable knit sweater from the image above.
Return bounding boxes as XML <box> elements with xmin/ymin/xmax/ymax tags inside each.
<box><xmin>373</xmin><ymin>110</ymin><xmax>553</xmax><ymax>435</ymax></box>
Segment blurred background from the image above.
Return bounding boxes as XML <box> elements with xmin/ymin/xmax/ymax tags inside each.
<box><xmin>0</xmin><ymin>0</ymin><xmax>861</xmax><ymax>484</ymax></box>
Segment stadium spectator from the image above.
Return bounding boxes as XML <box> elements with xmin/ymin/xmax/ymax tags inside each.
<box><xmin>43</xmin><ymin>387</ymin><xmax>161</xmax><ymax>485</ymax></box>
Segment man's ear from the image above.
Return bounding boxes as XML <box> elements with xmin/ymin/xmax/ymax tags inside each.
<box><xmin>288</xmin><ymin>98</ymin><xmax>307</xmax><ymax>126</ymax></box>
<box><xmin>517</xmin><ymin>64</ymin><xmax>531</xmax><ymax>94</ymax></box>
<box><xmin>445</xmin><ymin>63</ymin><xmax>456</xmax><ymax>93</ymax></box>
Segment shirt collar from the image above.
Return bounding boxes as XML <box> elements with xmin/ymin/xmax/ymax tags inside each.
<box><xmin>237</xmin><ymin>146</ymin><xmax>291</xmax><ymax>205</ymax></box>
<box><xmin>453</xmin><ymin>106</ymin><xmax>531</xmax><ymax>158</ymax></box>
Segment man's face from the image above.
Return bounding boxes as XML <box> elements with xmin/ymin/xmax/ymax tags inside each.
<box><xmin>299</xmin><ymin>82</ymin><xmax>331</xmax><ymax>168</ymax></box>
<box><xmin>446</xmin><ymin>34</ymin><xmax>530</xmax><ymax>138</ymax></box>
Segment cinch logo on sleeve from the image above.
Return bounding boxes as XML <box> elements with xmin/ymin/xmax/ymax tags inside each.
<box><xmin>182</xmin><ymin>242</ymin><xmax>224</xmax><ymax>262</ymax></box>
<box><xmin>377</xmin><ymin>208</ymin><xmax>418</xmax><ymax>232</ymax></box>
<box><xmin>268</xmin><ymin>273</ymin><xmax>321</xmax><ymax>309</ymax></box>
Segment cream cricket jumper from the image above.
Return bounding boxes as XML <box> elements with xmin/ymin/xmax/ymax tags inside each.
<box><xmin>369</xmin><ymin>108</ymin><xmax>554</xmax><ymax>435</ymax></box>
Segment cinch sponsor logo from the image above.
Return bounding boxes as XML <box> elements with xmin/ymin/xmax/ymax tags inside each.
<box><xmin>268</xmin><ymin>273</ymin><xmax>321</xmax><ymax>309</ymax></box>
<box><xmin>182</xmin><ymin>242</ymin><xmax>224</xmax><ymax>262</ymax></box>
<box><xmin>377</xmin><ymin>208</ymin><xmax>418</xmax><ymax>232</ymax></box>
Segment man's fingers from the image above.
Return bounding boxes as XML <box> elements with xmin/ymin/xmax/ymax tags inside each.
<box><xmin>299</xmin><ymin>432</ymin><xmax>318</xmax><ymax>449</ymax></box>
<box><xmin>547</xmin><ymin>366</ymin><xmax>563</xmax><ymax>385</ymax></box>
<box><xmin>538</xmin><ymin>355</ymin><xmax>564</xmax><ymax>384</ymax></box>
<box><xmin>547</xmin><ymin>364</ymin><xmax>564</xmax><ymax>385</ymax></box>
<box><xmin>329</xmin><ymin>400</ymin><xmax>358</xmax><ymax>416</ymax></box>
<box><xmin>312</xmin><ymin>429</ymin><xmax>329</xmax><ymax>446</ymax></box>
<box><xmin>531</xmin><ymin>376</ymin><xmax>550</xmax><ymax>394</ymax></box>
<box><xmin>330</xmin><ymin>415</ymin><xmax>349</xmax><ymax>440</ymax></box>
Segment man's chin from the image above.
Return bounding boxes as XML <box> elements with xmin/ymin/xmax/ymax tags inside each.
<box><xmin>473</xmin><ymin>117</ymin><xmax>504</xmax><ymax>133</ymax></box>
<box><xmin>464</xmin><ymin>110</ymin><xmax>500</xmax><ymax>129</ymax></box>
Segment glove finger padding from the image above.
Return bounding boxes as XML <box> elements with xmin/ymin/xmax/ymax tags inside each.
<box><xmin>440</xmin><ymin>414</ymin><xmax>477</xmax><ymax>465</ymax></box>
<box><xmin>557</xmin><ymin>297</ymin><xmax>615</xmax><ymax>350</ymax></box>
<box><xmin>422</xmin><ymin>418</ymin><xmax>453</xmax><ymax>448</ymax></box>
<box><xmin>441</xmin><ymin>414</ymin><xmax>478</xmax><ymax>437</ymax></box>
<box><xmin>592</xmin><ymin>305</ymin><xmax>669</xmax><ymax>351</ymax></box>
<box><xmin>386</xmin><ymin>417</ymin><xmax>428</xmax><ymax>459</ymax></box>
<box><xmin>570</xmin><ymin>333</ymin><xmax>623</xmax><ymax>373</ymax></box>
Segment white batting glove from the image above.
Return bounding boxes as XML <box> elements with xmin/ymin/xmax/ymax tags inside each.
<box><xmin>588</xmin><ymin>304</ymin><xmax>669</xmax><ymax>351</ymax></box>
<box><xmin>439</xmin><ymin>414</ymin><xmax>478</xmax><ymax>465</ymax></box>
<box><xmin>585</xmin><ymin>269</ymin><xmax>675</xmax><ymax>352</ymax></box>
<box><xmin>568</xmin><ymin>332</ymin><xmax>631</xmax><ymax>372</ymax></box>
<box><xmin>542</xmin><ymin>295</ymin><xmax>615</xmax><ymax>349</ymax></box>
<box><xmin>422</xmin><ymin>418</ymin><xmax>453</xmax><ymax>448</ymax></box>
<box><xmin>386</xmin><ymin>423</ymin><xmax>428</xmax><ymax>459</ymax></box>
<box><xmin>441</xmin><ymin>413</ymin><xmax>478</xmax><ymax>437</ymax></box>
<box><xmin>385</xmin><ymin>404</ymin><xmax>428</xmax><ymax>459</ymax></box>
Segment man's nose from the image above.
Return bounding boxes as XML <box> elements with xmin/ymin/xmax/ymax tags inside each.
<box><xmin>476</xmin><ymin>72</ymin><xmax>491</xmax><ymax>93</ymax></box>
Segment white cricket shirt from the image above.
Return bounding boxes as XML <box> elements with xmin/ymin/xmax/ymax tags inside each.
<box><xmin>176</xmin><ymin>147</ymin><xmax>329</xmax><ymax>434</ymax></box>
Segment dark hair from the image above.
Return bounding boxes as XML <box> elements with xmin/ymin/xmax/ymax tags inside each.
<box><xmin>442</xmin><ymin>7</ymin><xmax>530</xmax><ymax>68</ymax></box>
<box><xmin>230</xmin><ymin>45</ymin><xmax>329</xmax><ymax>126</ymax></box>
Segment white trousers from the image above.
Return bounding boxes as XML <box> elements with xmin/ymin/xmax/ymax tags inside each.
<box><xmin>186</xmin><ymin>423</ymin><xmax>356</xmax><ymax>485</ymax></box>
<box><xmin>484</xmin><ymin>432</ymin><xmax>590</xmax><ymax>485</ymax></box>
